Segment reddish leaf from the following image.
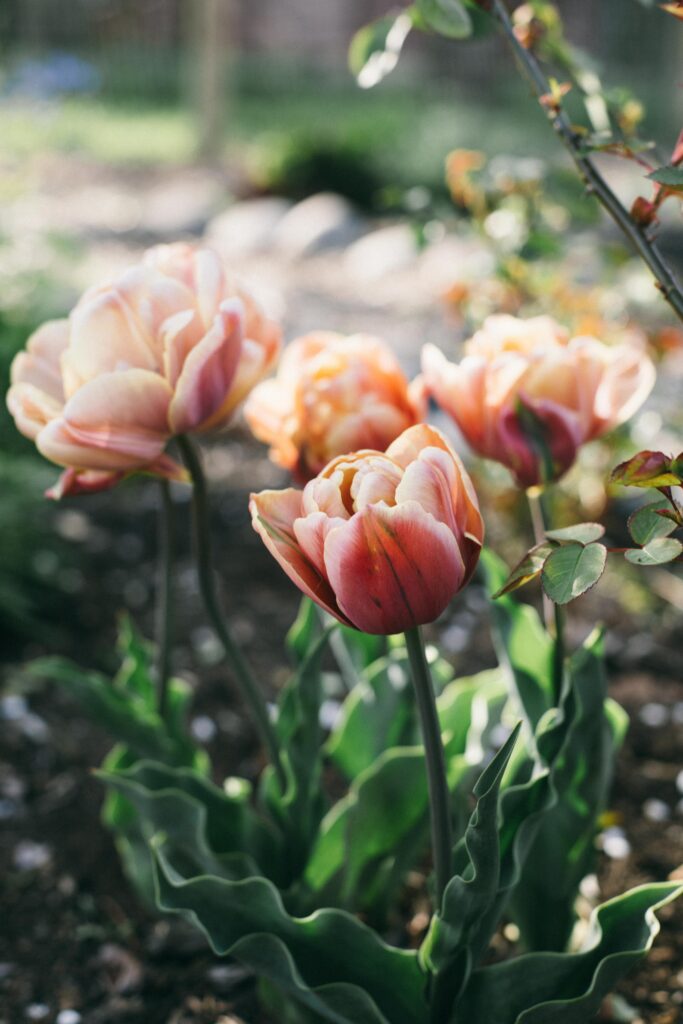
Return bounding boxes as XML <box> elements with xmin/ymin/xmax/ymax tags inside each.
<box><xmin>610</xmin><ymin>451</ymin><xmax>682</xmax><ymax>488</ymax></box>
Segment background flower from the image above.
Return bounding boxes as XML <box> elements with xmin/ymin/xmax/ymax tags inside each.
<box><xmin>422</xmin><ymin>314</ymin><xmax>656</xmax><ymax>488</ymax></box>
<box><xmin>7</xmin><ymin>244</ymin><xmax>281</xmax><ymax>496</ymax></box>
<box><xmin>245</xmin><ymin>331</ymin><xmax>425</xmax><ymax>482</ymax></box>
<box><xmin>250</xmin><ymin>423</ymin><xmax>483</xmax><ymax>635</ymax></box>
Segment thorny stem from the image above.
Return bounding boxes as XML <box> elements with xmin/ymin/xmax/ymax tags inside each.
<box><xmin>490</xmin><ymin>0</ymin><xmax>683</xmax><ymax>324</ymax></box>
<box><xmin>404</xmin><ymin>626</ymin><xmax>453</xmax><ymax>910</ymax></box>
<box><xmin>527</xmin><ymin>487</ymin><xmax>565</xmax><ymax>705</ymax></box>
<box><xmin>156</xmin><ymin>478</ymin><xmax>175</xmax><ymax>723</ymax></box>
<box><xmin>177</xmin><ymin>434</ymin><xmax>287</xmax><ymax>793</ymax></box>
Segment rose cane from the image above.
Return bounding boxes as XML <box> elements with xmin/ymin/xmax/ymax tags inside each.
<box><xmin>250</xmin><ymin>423</ymin><xmax>484</xmax><ymax>904</ymax></box>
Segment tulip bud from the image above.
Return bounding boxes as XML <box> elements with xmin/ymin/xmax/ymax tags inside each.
<box><xmin>421</xmin><ymin>315</ymin><xmax>656</xmax><ymax>488</ymax></box>
<box><xmin>245</xmin><ymin>332</ymin><xmax>425</xmax><ymax>483</ymax></box>
<box><xmin>250</xmin><ymin>424</ymin><xmax>484</xmax><ymax>635</ymax></box>
<box><xmin>6</xmin><ymin>244</ymin><xmax>281</xmax><ymax>497</ymax></box>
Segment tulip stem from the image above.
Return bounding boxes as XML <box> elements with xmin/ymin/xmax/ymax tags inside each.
<box><xmin>527</xmin><ymin>488</ymin><xmax>565</xmax><ymax>705</ymax></box>
<box><xmin>404</xmin><ymin>626</ymin><xmax>452</xmax><ymax>909</ymax></box>
<box><xmin>156</xmin><ymin>478</ymin><xmax>175</xmax><ymax>723</ymax></box>
<box><xmin>177</xmin><ymin>434</ymin><xmax>287</xmax><ymax>794</ymax></box>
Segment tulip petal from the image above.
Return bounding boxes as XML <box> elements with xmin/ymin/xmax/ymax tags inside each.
<box><xmin>324</xmin><ymin>501</ymin><xmax>465</xmax><ymax>635</ymax></box>
<box><xmin>168</xmin><ymin>300</ymin><xmax>243</xmax><ymax>435</ymax></box>
<box><xmin>250</xmin><ymin>489</ymin><xmax>349</xmax><ymax>624</ymax></box>
<box><xmin>7</xmin><ymin>383</ymin><xmax>63</xmax><ymax>441</ymax></box>
<box><xmin>10</xmin><ymin>320</ymin><xmax>69</xmax><ymax>399</ymax></box>
<box><xmin>37</xmin><ymin>369</ymin><xmax>172</xmax><ymax>471</ymax></box>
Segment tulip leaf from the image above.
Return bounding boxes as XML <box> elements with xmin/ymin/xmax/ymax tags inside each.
<box><xmin>545</xmin><ymin>522</ymin><xmax>606</xmax><ymax>544</ymax></box>
<box><xmin>348</xmin><ymin>12</ymin><xmax>413</xmax><ymax>89</ymax></box>
<box><xmin>541</xmin><ymin>542</ymin><xmax>607</xmax><ymax>605</ymax></box>
<box><xmin>482</xmin><ymin>549</ymin><xmax>554</xmax><ymax>734</ymax></box>
<box><xmin>625</xmin><ymin>536</ymin><xmax>683</xmax><ymax>565</ymax></box>
<box><xmin>627</xmin><ymin>500</ymin><xmax>679</xmax><ymax>546</ymax></box>
<box><xmin>492</xmin><ymin>542</ymin><xmax>556</xmax><ymax>598</ymax></box>
<box><xmin>414</xmin><ymin>0</ymin><xmax>473</xmax><ymax>38</ymax></box>
<box><xmin>648</xmin><ymin>165</ymin><xmax>683</xmax><ymax>190</ymax></box>
<box><xmin>508</xmin><ymin>631</ymin><xmax>629</xmax><ymax>952</ymax></box>
<box><xmin>153</xmin><ymin>850</ymin><xmax>428</xmax><ymax>1024</ymax></box>
<box><xmin>262</xmin><ymin>628</ymin><xmax>332</xmax><ymax>875</ymax></box>
<box><xmin>456</xmin><ymin>883</ymin><xmax>683</xmax><ymax>1023</ymax></box>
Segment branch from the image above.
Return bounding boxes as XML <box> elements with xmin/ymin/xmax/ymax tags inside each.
<box><xmin>490</xmin><ymin>0</ymin><xmax>683</xmax><ymax>324</ymax></box>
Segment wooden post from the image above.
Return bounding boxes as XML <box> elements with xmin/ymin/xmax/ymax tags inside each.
<box><xmin>187</xmin><ymin>0</ymin><xmax>228</xmax><ymax>162</ymax></box>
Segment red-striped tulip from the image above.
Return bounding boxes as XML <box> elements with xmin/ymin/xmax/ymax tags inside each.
<box><xmin>422</xmin><ymin>315</ymin><xmax>656</xmax><ymax>488</ymax></box>
<box><xmin>7</xmin><ymin>244</ymin><xmax>281</xmax><ymax>497</ymax></box>
<box><xmin>249</xmin><ymin>424</ymin><xmax>483</xmax><ymax>635</ymax></box>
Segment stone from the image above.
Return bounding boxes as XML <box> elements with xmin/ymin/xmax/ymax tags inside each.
<box><xmin>206</xmin><ymin>197</ymin><xmax>292</xmax><ymax>256</ymax></box>
<box><xmin>272</xmin><ymin>192</ymin><xmax>364</xmax><ymax>256</ymax></box>
<box><xmin>344</xmin><ymin>224</ymin><xmax>418</xmax><ymax>281</ymax></box>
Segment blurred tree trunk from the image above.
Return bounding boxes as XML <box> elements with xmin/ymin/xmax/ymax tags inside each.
<box><xmin>187</xmin><ymin>0</ymin><xmax>229</xmax><ymax>163</ymax></box>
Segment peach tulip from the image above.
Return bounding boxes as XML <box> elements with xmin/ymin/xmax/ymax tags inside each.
<box><xmin>7</xmin><ymin>244</ymin><xmax>281</xmax><ymax>497</ymax></box>
<box><xmin>245</xmin><ymin>332</ymin><xmax>426</xmax><ymax>482</ymax></box>
<box><xmin>422</xmin><ymin>315</ymin><xmax>656</xmax><ymax>488</ymax></box>
<box><xmin>250</xmin><ymin>424</ymin><xmax>483</xmax><ymax>635</ymax></box>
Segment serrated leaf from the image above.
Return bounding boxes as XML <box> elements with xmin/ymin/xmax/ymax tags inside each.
<box><xmin>541</xmin><ymin>543</ymin><xmax>607</xmax><ymax>605</ymax></box>
<box><xmin>625</xmin><ymin>536</ymin><xmax>683</xmax><ymax>565</ymax></box>
<box><xmin>648</xmin><ymin>164</ymin><xmax>683</xmax><ymax>189</ymax></box>
<box><xmin>415</xmin><ymin>0</ymin><xmax>473</xmax><ymax>37</ymax></box>
<box><xmin>611</xmin><ymin>450</ymin><xmax>681</xmax><ymax>488</ymax></box>
<box><xmin>348</xmin><ymin>12</ymin><xmax>413</xmax><ymax>89</ymax></box>
<box><xmin>492</xmin><ymin>542</ymin><xmax>555</xmax><ymax>598</ymax></box>
<box><xmin>627</xmin><ymin>501</ymin><xmax>678</xmax><ymax>546</ymax></box>
<box><xmin>456</xmin><ymin>883</ymin><xmax>683</xmax><ymax>1023</ymax></box>
<box><xmin>546</xmin><ymin>523</ymin><xmax>606</xmax><ymax>544</ymax></box>
<box><xmin>153</xmin><ymin>852</ymin><xmax>428</xmax><ymax>1024</ymax></box>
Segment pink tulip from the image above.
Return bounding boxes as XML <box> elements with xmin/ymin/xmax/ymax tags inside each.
<box><xmin>422</xmin><ymin>315</ymin><xmax>656</xmax><ymax>488</ymax></box>
<box><xmin>7</xmin><ymin>244</ymin><xmax>281</xmax><ymax>497</ymax></box>
<box><xmin>249</xmin><ymin>424</ymin><xmax>483</xmax><ymax>635</ymax></box>
<box><xmin>244</xmin><ymin>332</ymin><xmax>426</xmax><ymax>482</ymax></box>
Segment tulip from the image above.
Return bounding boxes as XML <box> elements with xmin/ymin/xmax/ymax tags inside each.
<box><xmin>7</xmin><ymin>244</ymin><xmax>281</xmax><ymax>497</ymax></box>
<box><xmin>245</xmin><ymin>331</ymin><xmax>426</xmax><ymax>482</ymax></box>
<box><xmin>249</xmin><ymin>423</ymin><xmax>483</xmax><ymax>635</ymax></box>
<box><xmin>421</xmin><ymin>315</ymin><xmax>656</xmax><ymax>488</ymax></box>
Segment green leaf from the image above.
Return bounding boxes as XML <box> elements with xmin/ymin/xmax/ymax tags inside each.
<box><xmin>153</xmin><ymin>851</ymin><xmax>428</xmax><ymax>1024</ymax></box>
<box><xmin>286</xmin><ymin>596</ymin><xmax>320</xmax><ymax>664</ymax></box>
<box><xmin>348</xmin><ymin>12</ymin><xmax>413</xmax><ymax>89</ymax></box>
<box><xmin>648</xmin><ymin>165</ymin><xmax>683</xmax><ymax>190</ymax></box>
<box><xmin>482</xmin><ymin>549</ymin><xmax>554</xmax><ymax>734</ymax></box>
<box><xmin>492</xmin><ymin>542</ymin><xmax>555</xmax><ymax>598</ymax></box>
<box><xmin>414</xmin><ymin>0</ymin><xmax>473</xmax><ymax>37</ymax></box>
<box><xmin>114</xmin><ymin>614</ymin><xmax>156</xmax><ymax>708</ymax></box>
<box><xmin>625</xmin><ymin>536</ymin><xmax>683</xmax><ymax>565</ymax></box>
<box><xmin>541</xmin><ymin>542</ymin><xmax>607</xmax><ymax>605</ymax></box>
<box><xmin>456</xmin><ymin>883</ymin><xmax>683</xmax><ymax>1023</ymax></box>
<box><xmin>508</xmin><ymin>631</ymin><xmax>629</xmax><ymax>952</ymax></box>
<box><xmin>100</xmin><ymin>760</ymin><xmax>284</xmax><ymax>883</ymax></box>
<box><xmin>326</xmin><ymin>654</ymin><xmax>414</xmax><ymax>780</ymax></box>
<box><xmin>627</xmin><ymin>500</ymin><xmax>678</xmax><ymax>545</ymax></box>
<box><xmin>262</xmin><ymin>628</ymin><xmax>332</xmax><ymax>875</ymax></box>
<box><xmin>545</xmin><ymin>523</ymin><xmax>605</xmax><ymax>544</ymax></box>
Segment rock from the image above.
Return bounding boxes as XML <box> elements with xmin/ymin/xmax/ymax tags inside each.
<box><xmin>272</xmin><ymin>192</ymin><xmax>364</xmax><ymax>256</ymax></box>
<box><xmin>206</xmin><ymin>197</ymin><xmax>292</xmax><ymax>256</ymax></box>
<box><xmin>344</xmin><ymin>224</ymin><xmax>418</xmax><ymax>281</ymax></box>
<box><xmin>139</xmin><ymin>173</ymin><xmax>225</xmax><ymax>239</ymax></box>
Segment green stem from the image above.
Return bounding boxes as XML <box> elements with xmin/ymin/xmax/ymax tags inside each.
<box><xmin>156</xmin><ymin>478</ymin><xmax>174</xmax><ymax>723</ymax></box>
<box><xmin>491</xmin><ymin>0</ymin><xmax>683</xmax><ymax>324</ymax></box>
<box><xmin>177</xmin><ymin>434</ymin><xmax>287</xmax><ymax>793</ymax></box>
<box><xmin>404</xmin><ymin>626</ymin><xmax>453</xmax><ymax>909</ymax></box>
<box><xmin>527</xmin><ymin>487</ymin><xmax>565</xmax><ymax>704</ymax></box>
